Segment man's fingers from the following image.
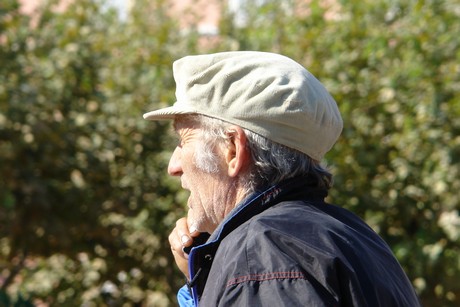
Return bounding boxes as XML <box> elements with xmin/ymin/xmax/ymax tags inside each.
<box><xmin>180</xmin><ymin>234</ymin><xmax>192</xmax><ymax>245</ymax></box>
<box><xmin>175</xmin><ymin>217</ymin><xmax>200</xmax><ymax>247</ymax></box>
<box><xmin>169</xmin><ymin>218</ymin><xmax>193</xmax><ymax>279</ymax></box>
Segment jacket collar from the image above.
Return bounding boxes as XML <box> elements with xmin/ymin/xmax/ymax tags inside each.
<box><xmin>187</xmin><ymin>176</ymin><xmax>327</xmax><ymax>302</ymax></box>
<box><xmin>209</xmin><ymin>175</ymin><xmax>327</xmax><ymax>244</ymax></box>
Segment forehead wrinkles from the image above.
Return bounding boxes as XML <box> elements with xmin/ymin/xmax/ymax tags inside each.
<box><xmin>173</xmin><ymin>115</ymin><xmax>201</xmax><ymax>131</ymax></box>
<box><xmin>173</xmin><ymin>117</ymin><xmax>197</xmax><ymax>135</ymax></box>
<box><xmin>174</xmin><ymin>127</ymin><xmax>200</xmax><ymax>147</ymax></box>
<box><xmin>173</xmin><ymin>115</ymin><xmax>228</xmax><ymax>152</ymax></box>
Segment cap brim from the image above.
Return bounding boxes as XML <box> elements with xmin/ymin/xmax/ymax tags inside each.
<box><xmin>143</xmin><ymin>104</ymin><xmax>198</xmax><ymax>120</ymax></box>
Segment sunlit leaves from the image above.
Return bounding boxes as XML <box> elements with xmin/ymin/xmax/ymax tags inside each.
<box><xmin>1</xmin><ymin>0</ymin><xmax>459</xmax><ymax>305</ymax></box>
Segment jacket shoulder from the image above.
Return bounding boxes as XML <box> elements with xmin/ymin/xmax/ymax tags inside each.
<box><xmin>201</xmin><ymin>200</ymin><xmax>420</xmax><ymax>306</ymax></box>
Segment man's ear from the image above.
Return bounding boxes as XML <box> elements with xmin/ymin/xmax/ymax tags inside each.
<box><xmin>225</xmin><ymin>126</ymin><xmax>250</xmax><ymax>177</ymax></box>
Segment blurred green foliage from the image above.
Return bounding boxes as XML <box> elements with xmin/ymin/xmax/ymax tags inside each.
<box><xmin>0</xmin><ymin>0</ymin><xmax>193</xmax><ymax>305</ymax></box>
<box><xmin>0</xmin><ymin>0</ymin><xmax>459</xmax><ymax>306</ymax></box>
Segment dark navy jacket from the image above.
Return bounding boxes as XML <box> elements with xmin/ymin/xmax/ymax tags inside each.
<box><xmin>178</xmin><ymin>177</ymin><xmax>420</xmax><ymax>306</ymax></box>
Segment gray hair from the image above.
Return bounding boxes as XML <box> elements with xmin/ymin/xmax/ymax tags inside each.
<box><xmin>175</xmin><ymin>115</ymin><xmax>333</xmax><ymax>197</ymax></box>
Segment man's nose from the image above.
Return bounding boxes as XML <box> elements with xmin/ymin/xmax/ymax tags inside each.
<box><xmin>168</xmin><ymin>147</ymin><xmax>182</xmax><ymax>176</ymax></box>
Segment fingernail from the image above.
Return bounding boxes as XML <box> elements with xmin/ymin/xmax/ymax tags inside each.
<box><xmin>189</xmin><ymin>225</ymin><xmax>198</xmax><ymax>234</ymax></box>
<box><xmin>181</xmin><ymin>235</ymin><xmax>191</xmax><ymax>245</ymax></box>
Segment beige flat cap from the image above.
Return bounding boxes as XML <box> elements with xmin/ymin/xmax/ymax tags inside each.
<box><xmin>143</xmin><ymin>51</ymin><xmax>343</xmax><ymax>161</ymax></box>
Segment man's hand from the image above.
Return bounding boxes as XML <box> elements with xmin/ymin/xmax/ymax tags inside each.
<box><xmin>168</xmin><ymin>217</ymin><xmax>199</xmax><ymax>280</ymax></box>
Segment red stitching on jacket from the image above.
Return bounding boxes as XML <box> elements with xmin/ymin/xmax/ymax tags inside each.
<box><xmin>226</xmin><ymin>271</ymin><xmax>306</xmax><ymax>287</ymax></box>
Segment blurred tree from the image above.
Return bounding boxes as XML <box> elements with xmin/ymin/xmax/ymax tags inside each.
<box><xmin>1</xmin><ymin>0</ymin><xmax>459</xmax><ymax>305</ymax></box>
<box><xmin>0</xmin><ymin>0</ymin><xmax>198</xmax><ymax>304</ymax></box>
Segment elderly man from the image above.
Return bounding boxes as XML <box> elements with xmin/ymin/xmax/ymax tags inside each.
<box><xmin>143</xmin><ymin>51</ymin><xmax>420</xmax><ymax>306</ymax></box>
